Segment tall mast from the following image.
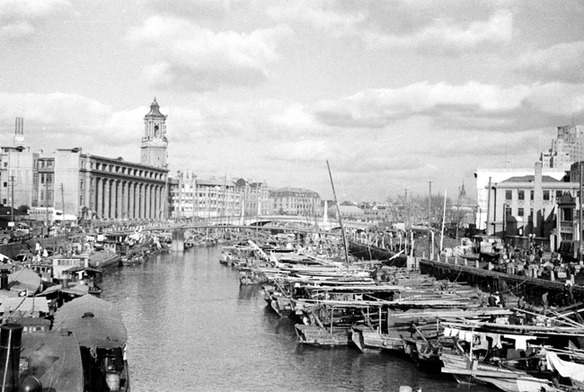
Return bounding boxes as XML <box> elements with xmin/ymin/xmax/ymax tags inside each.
<box><xmin>326</xmin><ymin>161</ymin><xmax>350</xmax><ymax>264</ymax></box>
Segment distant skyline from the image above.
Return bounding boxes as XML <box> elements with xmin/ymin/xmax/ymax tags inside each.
<box><xmin>1</xmin><ymin>0</ymin><xmax>583</xmax><ymax>201</ymax></box>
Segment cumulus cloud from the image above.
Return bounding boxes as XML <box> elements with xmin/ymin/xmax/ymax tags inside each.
<box><xmin>314</xmin><ymin>81</ymin><xmax>530</xmax><ymax>128</ymax></box>
<box><xmin>0</xmin><ymin>0</ymin><xmax>70</xmax><ymax>39</ymax></box>
<box><xmin>268</xmin><ymin>1</ymin><xmax>513</xmax><ymax>54</ymax></box>
<box><xmin>515</xmin><ymin>41</ymin><xmax>584</xmax><ymax>83</ymax></box>
<box><xmin>364</xmin><ymin>9</ymin><xmax>513</xmax><ymax>54</ymax></box>
<box><xmin>128</xmin><ymin>16</ymin><xmax>291</xmax><ymax>91</ymax></box>
<box><xmin>313</xmin><ymin>81</ymin><xmax>584</xmax><ymax>131</ymax></box>
<box><xmin>0</xmin><ymin>92</ymin><xmax>144</xmax><ymax>159</ymax></box>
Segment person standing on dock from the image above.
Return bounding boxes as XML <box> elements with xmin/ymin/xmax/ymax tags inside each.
<box><xmin>518</xmin><ymin>295</ymin><xmax>525</xmax><ymax>309</ymax></box>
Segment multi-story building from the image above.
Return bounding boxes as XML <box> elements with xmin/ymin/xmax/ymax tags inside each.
<box><xmin>2</xmin><ymin>98</ymin><xmax>170</xmax><ymax>222</ymax></box>
<box><xmin>474</xmin><ymin>166</ymin><xmax>566</xmax><ymax>231</ymax></box>
<box><xmin>169</xmin><ymin>173</ymin><xmax>243</xmax><ymax>221</ymax></box>
<box><xmin>485</xmin><ymin>163</ymin><xmax>579</xmax><ymax>247</ymax></box>
<box><xmin>234</xmin><ymin>178</ymin><xmax>269</xmax><ymax>217</ymax></box>
<box><xmin>359</xmin><ymin>202</ymin><xmax>393</xmax><ymax>223</ymax></box>
<box><xmin>0</xmin><ymin>146</ymin><xmax>37</xmax><ymax>210</ymax></box>
<box><xmin>540</xmin><ymin>124</ymin><xmax>584</xmax><ymax>170</ymax></box>
<box><xmin>269</xmin><ymin>187</ymin><xmax>321</xmax><ymax>217</ymax></box>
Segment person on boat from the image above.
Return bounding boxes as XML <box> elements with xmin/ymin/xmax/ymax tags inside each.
<box><xmin>517</xmin><ymin>295</ymin><xmax>526</xmax><ymax>309</ymax></box>
<box><xmin>541</xmin><ymin>291</ymin><xmax>549</xmax><ymax>311</ymax></box>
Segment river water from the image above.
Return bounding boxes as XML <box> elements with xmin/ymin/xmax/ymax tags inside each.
<box><xmin>100</xmin><ymin>246</ymin><xmax>492</xmax><ymax>392</ymax></box>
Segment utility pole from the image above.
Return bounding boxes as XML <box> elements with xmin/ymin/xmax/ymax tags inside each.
<box><xmin>428</xmin><ymin>181</ymin><xmax>432</xmax><ymax>226</ymax></box>
<box><xmin>10</xmin><ymin>176</ymin><xmax>14</xmax><ymax>229</ymax></box>
<box><xmin>60</xmin><ymin>183</ymin><xmax>65</xmax><ymax>224</ymax></box>
<box><xmin>404</xmin><ymin>188</ymin><xmax>409</xmax><ymax>229</ymax></box>
<box><xmin>45</xmin><ymin>179</ymin><xmax>49</xmax><ymax>227</ymax></box>
<box><xmin>578</xmin><ymin>161</ymin><xmax>583</xmax><ymax>261</ymax></box>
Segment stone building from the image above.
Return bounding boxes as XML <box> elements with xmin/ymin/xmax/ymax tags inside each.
<box><xmin>234</xmin><ymin>178</ymin><xmax>269</xmax><ymax>217</ymax></box>
<box><xmin>485</xmin><ymin>163</ymin><xmax>579</xmax><ymax>249</ymax></box>
<box><xmin>2</xmin><ymin>98</ymin><xmax>170</xmax><ymax>222</ymax></box>
<box><xmin>269</xmin><ymin>187</ymin><xmax>321</xmax><ymax>217</ymax></box>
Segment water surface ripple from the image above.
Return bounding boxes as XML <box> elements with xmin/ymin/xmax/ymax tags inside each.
<box><xmin>101</xmin><ymin>247</ymin><xmax>492</xmax><ymax>392</ymax></box>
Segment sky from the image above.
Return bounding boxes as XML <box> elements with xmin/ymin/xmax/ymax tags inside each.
<box><xmin>1</xmin><ymin>0</ymin><xmax>584</xmax><ymax>202</ymax></box>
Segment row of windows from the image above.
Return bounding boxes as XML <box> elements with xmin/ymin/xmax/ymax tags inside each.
<box><xmin>505</xmin><ymin>207</ymin><xmax>544</xmax><ymax>218</ymax></box>
<box><xmin>504</xmin><ymin>189</ymin><xmax>561</xmax><ymax>201</ymax></box>
<box><xmin>92</xmin><ymin>162</ymin><xmax>164</xmax><ymax>180</ymax></box>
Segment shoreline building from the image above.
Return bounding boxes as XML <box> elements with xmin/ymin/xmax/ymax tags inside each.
<box><xmin>234</xmin><ymin>178</ymin><xmax>270</xmax><ymax>217</ymax></box>
<box><xmin>474</xmin><ymin>167</ymin><xmax>566</xmax><ymax>232</ymax></box>
<box><xmin>168</xmin><ymin>174</ymin><xmax>243</xmax><ymax>222</ymax></box>
<box><xmin>268</xmin><ymin>187</ymin><xmax>322</xmax><ymax>219</ymax></box>
<box><xmin>2</xmin><ymin>98</ymin><xmax>170</xmax><ymax>222</ymax></box>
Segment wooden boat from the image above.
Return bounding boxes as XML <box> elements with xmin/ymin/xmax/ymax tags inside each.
<box><xmin>295</xmin><ymin>324</ymin><xmax>350</xmax><ymax>346</ymax></box>
<box><xmin>52</xmin><ymin>295</ymin><xmax>130</xmax><ymax>392</ymax></box>
<box><xmin>438</xmin><ymin>310</ymin><xmax>584</xmax><ymax>392</ymax></box>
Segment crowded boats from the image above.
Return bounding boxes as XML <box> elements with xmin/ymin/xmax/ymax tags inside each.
<box><xmin>218</xmin><ymin>228</ymin><xmax>584</xmax><ymax>392</ymax></box>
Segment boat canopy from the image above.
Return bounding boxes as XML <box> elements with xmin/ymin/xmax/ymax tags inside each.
<box><xmin>52</xmin><ymin>294</ymin><xmax>127</xmax><ymax>349</ymax></box>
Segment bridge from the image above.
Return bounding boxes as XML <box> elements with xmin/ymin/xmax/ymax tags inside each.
<box><xmin>182</xmin><ymin>215</ymin><xmax>376</xmax><ymax>231</ymax></box>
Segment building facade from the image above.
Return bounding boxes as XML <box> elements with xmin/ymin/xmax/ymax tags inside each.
<box><xmin>540</xmin><ymin>125</ymin><xmax>584</xmax><ymax>170</ymax></box>
<box><xmin>474</xmin><ymin>166</ymin><xmax>566</xmax><ymax>231</ymax></box>
<box><xmin>269</xmin><ymin>187</ymin><xmax>322</xmax><ymax>217</ymax></box>
<box><xmin>168</xmin><ymin>174</ymin><xmax>243</xmax><ymax>221</ymax></box>
<box><xmin>2</xmin><ymin>99</ymin><xmax>170</xmax><ymax>222</ymax></box>
<box><xmin>234</xmin><ymin>178</ymin><xmax>269</xmax><ymax>217</ymax></box>
<box><xmin>483</xmin><ymin>162</ymin><xmax>580</xmax><ymax>251</ymax></box>
<box><xmin>141</xmin><ymin>98</ymin><xmax>168</xmax><ymax>169</ymax></box>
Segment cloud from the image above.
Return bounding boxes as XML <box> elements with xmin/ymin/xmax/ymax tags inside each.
<box><xmin>313</xmin><ymin>81</ymin><xmax>584</xmax><ymax>131</ymax></box>
<box><xmin>0</xmin><ymin>0</ymin><xmax>70</xmax><ymax>39</ymax></box>
<box><xmin>268</xmin><ymin>1</ymin><xmax>513</xmax><ymax>54</ymax></box>
<box><xmin>128</xmin><ymin>16</ymin><xmax>291</xmax><ymax>91</ymax></box>
<box><xmin>145</xmin><ymin>0</ymin><xmax>233</xmax><ymax>20</ymax></box>
<box><xmin>364</xmin><ymin>9</ymin><xmax>513</xmax><ymax>54</ymax></box>
<box><xmin>515</xmin><ymin>41</ymin><xmax>584</xmax><ymax>83</ymax></box>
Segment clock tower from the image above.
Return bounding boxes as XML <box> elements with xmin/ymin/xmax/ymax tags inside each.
<box><xmin>141</xmin><ymin>97</ymin><xmax>168</xmax><ymax>168</ymax></box>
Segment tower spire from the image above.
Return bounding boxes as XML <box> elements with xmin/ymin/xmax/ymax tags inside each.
<box><xmin>141</xmin><ymin>98</ymin><xmax>168</xmax><ymax>168</ymax></box>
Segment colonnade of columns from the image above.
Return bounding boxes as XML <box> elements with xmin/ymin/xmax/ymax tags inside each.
<box><xmin>93</xmin><ymin>177</ymin><xmax>165</xmax><ymax>220</ymax></box>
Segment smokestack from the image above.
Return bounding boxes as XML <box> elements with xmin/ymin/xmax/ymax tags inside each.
<box><xmin>0</xmin><ymin>270</ymin><xmax>9</xmax><ymax>291</ymax></box>
<box><xmin>13</xmin><ymin>117</ymin><xmax>24</xmax><ymax>146</ymax></box>
<box><xmin>0</xmin><ymin>323</ymin><xmax>23</xmax><ymax>392</ymax></box>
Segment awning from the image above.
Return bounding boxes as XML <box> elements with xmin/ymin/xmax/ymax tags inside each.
<box><xmin>0</xmin><ymin>297</ymin><xmax>49</xmax><ymax>314</ymax></box>
<box><xmin>52</xmin><ymin>295</ymin><xmax>127</xmax><ymax>349</ymax></box>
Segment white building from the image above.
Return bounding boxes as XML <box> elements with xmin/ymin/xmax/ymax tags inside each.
<box><xmin>474</xmin><ymin>166</ymin><xmax>566</xmax><ymax>231</ymax></box>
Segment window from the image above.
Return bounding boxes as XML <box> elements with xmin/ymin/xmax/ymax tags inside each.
<box><xmin>518</xmin><ymin>190</ymin><xmax>525</xmax><ymax>200</ymax></box>
<box><xmin>2</xmin><ymin>182</ymin><xmax>6</xmax><ymax>188</ymax></box>
<box><xmin>543</xmin><ymin>190</ymin><xmax>550</xmax><ymax>201</ymax></box>
<box><xmin>530</xmin><ymin>190</ymin><xmax>534</xmax><ymax>200</ymax></box>
<box><xmin>518</xmin><ymin>208</ymin><xmax>524</xmax><ymax>217</ymax></box>
<box><xmin>505</xmin><ymin>190</ymin><xmax>512</xmax><ymax>200</ymax></box>
<box><xmin>557</xmin><ymin>190</ymin><xmax>563</xmax><ymax>199</ymax></box>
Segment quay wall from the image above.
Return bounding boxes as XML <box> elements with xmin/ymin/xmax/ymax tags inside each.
<box><xmin>348</xmin><ymin>239</ymin><xmax>580</xmax><ymax>307</ymax></box>
<box><xmin>348</xmin><ymin>240</ymin><xmax>408</xmax><ymax>268</ymax></box>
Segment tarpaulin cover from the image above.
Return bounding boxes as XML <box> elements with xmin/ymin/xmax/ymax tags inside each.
<box><xmin>38</xmin><ymin>283</ymin><xmax>89</xmax><ymax>297</ymax></box>
<box><xmin>9</xmin><ymin>268</ymin><xmax>41</xmax><ymax>293</ymax></box>
<box><xmin>20</xmin><ymin>331</ymin><xmax>84</xmax><ymax>392</ymax></box>
<box><xmin>0</xmin><ymin>297</ymin><xmax>49</xmax><ymax>314</ymax></box>
<box><xmin>546</xmin><ymin>351</ymin><xmax>584</xmax><ymax>382</ymax></box>
<box><xmin>52</xmin><ymin>294</ymin><xmax>127</xmax><ymax>349</ymax></box>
